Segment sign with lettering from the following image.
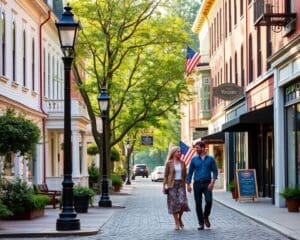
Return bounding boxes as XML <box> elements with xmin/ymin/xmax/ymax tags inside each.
<box><xmin>236</xmin><ymin>169</ymin><xmax>258</xmax><ymax>201</ymax></box>
<box><xmin>141</xmin><ymin>136</ymin><xmax>153</xmax><ymax>146</ymax></box>
<box><xmin>213</xmin><ymin>83</ymin><xmax>244</xmax><ymax>101</ymax></box>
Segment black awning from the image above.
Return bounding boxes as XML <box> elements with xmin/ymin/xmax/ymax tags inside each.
<box><xmin>222</xmin><ymin>105</ymin><xmax>273</xmax><ymax>132</ymax></box>
<box><xmin>201</xmin><ymin>131</ymin><xmax>225</xmax><ymax>144</ymax></box>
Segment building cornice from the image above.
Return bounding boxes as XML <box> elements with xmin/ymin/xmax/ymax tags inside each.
<box><xmin>0</xmin><ymin>95</ymin><xmax>47</xmax><ymax>118</ymax></box>
<box><xmin>192</xmin><ymin>0</ymin><xmax>215</xmax><ymax>33</ymax></box>
<box><xmin>269</xmin><ymin>34</ymin><xmax>300</xmax><ymax>68</ymax></box>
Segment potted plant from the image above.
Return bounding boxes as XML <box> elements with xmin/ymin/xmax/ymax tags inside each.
<box><xmin>73</xmin><ymin>185</ymin><xmax>96</xmax><ymax>213</ymax></box>
<box><xmin>111</xmin><ymin>173</ymin><xmax>123</xmax><ymax>192</ymax></box>
<box><xmin>0</xmin><ymin>179</ymin><xmax>49</xmax><ymax>220</ymax></box>
<box><xmin>280</xmin><ymin>187</ymin><xmax>300</xmax><ymax>212</ymax></box>
<box><xmin>88</xmin><ymin>161</ymin><xmax>100</xmax><ymax>193</ymax></box>
<box><xmin>229</xmin><ymin>180</ymin><xmax>237</xmax><ymax>199</ymax></box>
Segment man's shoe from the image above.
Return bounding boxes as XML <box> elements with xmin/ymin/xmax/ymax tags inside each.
<box><xmin>204</xmin><ymin>217</ymin><xmax>211</xmax><ymax>228</ymax></box>
<box><xmin>197</xmin><ymin>223</ymin><xmax>204</xmax><ymax>230</ymax></box>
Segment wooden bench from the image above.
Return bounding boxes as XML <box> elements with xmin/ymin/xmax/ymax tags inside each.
<box><xmin>34</xmin><ymin>184</ymin><xmax>61</xmax><ymax>209</ymax></box>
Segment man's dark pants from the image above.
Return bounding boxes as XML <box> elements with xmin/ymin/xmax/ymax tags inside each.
<box><xmin>193</xmin><ymin>181</ymin><xmax>212</xmax><ymax>225</ymax></box>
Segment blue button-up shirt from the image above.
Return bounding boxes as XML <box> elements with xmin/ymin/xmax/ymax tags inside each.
<box><xmin>186</xmin><ymin>154</ymin><xmax>218</xmax><ymax>184</ymax></box>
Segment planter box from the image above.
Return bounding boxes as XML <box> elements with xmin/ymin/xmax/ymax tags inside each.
<box><xmin>74</xmin><ymin>195</ymin><xmax>89</xmax><ymax>213</ymax></box>
<box><xmin>286</xmin><ymin>199</ymin><xmax>300</xmax><ymax>212</ymax></box>
<box><xmin>4</xmin><ymin>208</ymin><xmax>45</xmax><ymax>220</ymax></box>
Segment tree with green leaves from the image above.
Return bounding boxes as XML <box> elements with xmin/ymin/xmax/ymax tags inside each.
<box><xmin>70</xmin><ymin>0</ymin><xmax>192</xmax><ymax>170</ymax></box>
<box><xmin>0</xmin><ymin>109</ymin><xmax>40</xmax><ymax>156</ymax></box>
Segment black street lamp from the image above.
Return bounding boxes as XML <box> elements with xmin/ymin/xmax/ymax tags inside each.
<box><xmin>125</xmin><ymin>139</ymin><xmax>131</xmax><ymax>185</ymax></box>
<box><xmin>98</xmin><ymin>88</ymin><xmax>112</xmax><ymax>207</ymax></box>
<box><xmin>55</xmin><ymin>4</ymin><xmax>80</xmax><ymax>231</ymax></box>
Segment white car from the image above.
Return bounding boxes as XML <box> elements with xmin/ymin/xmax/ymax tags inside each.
<box><xmin>151</xmin><ymin>166</ymin><xmax>165</xmax><ymax>182</ymax></box>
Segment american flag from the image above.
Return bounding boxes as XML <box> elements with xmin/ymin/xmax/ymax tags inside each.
<box><xmin>179</xmin><ymin>141</ymin><xmax>197</xmax><ymax>166</ymax></box>
<box><xmin>185</xmin><ymin>47</ymin><xmax>201</xmax><ymax>76</ymax></box>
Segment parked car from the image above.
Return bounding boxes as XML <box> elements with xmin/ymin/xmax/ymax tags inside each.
<box><xmin>151</xmin><ymin>166</ymin><xmax>165</xmax><ymax>182</ymax></box>
<box><xmin>132</xmin><ymin>164</ymin><xmax>149</xmax><ymax>178</ymax></box>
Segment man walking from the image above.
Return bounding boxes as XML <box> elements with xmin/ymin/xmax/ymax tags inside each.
<box><xmin>186</xmin><ymin>141</ymin><xmax>218</xmax><ymax>230</ymax></box>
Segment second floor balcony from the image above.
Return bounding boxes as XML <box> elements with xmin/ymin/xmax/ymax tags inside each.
<box><xmin>254</xmin><ymin>0</ymin><xmax>296</xmax><ymax>29</ymax></box>
<box><xmin>43</xmin><ymin>99</ymin><xmax>89</xmax><ymax>120</ymax></box>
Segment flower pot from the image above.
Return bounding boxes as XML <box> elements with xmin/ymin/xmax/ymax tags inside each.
<box><xmin>74</xmin><ymin>195</ymin><xmax>90</xmax><ymax>213</ymax></box>
<box><xmin>231</xmin><ymin>189</ymin><xmax>238</xmax><ymax>199</ymax></box>
<box><xmin>286</xmin><ymin>198</ymin><xmax>300</xmax><ymax>212</ymax></box>
<box><xmin>113</xmin><ymin>185</ymin><xmax>121</xmax><ymax>192</ymax></box>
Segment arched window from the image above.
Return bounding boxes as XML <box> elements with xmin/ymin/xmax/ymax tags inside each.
<box><xmin>12</xmin><ymin>20</ymin><xmax>16</xmax><ymax>81</ymax></box>
<box><xmin>32</xmin><ymin>38</ymin><xmax>35</xmax><ymax>90</ymax></box>
<box><xmin>230</xmin><ymin>57</ymin><xmax>232</xmax><ymax>83</ymax></box>
<box><xmin>234</xmin><ymin>52</ymin><xmax>238</xmax><ymax>84</ymax></box>
<box><xmin>257</xmin><ymin>27</ymin><xmax>262</xmax><ymax>77</ymax></box>
<box><xmin>1</xmin><ymin>11</ymin><xmax>5</xmax><ymax>76</ymax></box>
<box><xmin>23</xmin><ymin>29</ymin><xmax>26</xmax><ymax>86</ymax></box>
<box><xmin>43</xmin><ymin>48</ymin><xmax>46</xmax><ymax>96</ymax></box>
<box><xmin>249</xmin><ymin>34</ymin><xmax>253</xmax><ymax>83</ymax></box>
<box><xmin>241</xmin><ymin>45</ymin><xmax>244</xmax><ymax>86</ymax></box>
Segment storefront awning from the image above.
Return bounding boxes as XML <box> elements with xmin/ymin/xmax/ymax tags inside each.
<box><xmin>201</xmin><ymin>131</ymin><xmax>225</xmax><ymax>144</ymax></box>
<box><xmin>222</xmin><ymin>106</ymin><xmax>273</xmax><ymax>132</ymax></box>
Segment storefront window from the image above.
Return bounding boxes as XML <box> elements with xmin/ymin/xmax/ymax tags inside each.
<box><xmin>286</xmin><ymin>105</ymin><xmax>297</xmax><ymax>186</ymax></box>
<box><xmin>213</xmin><ymin>145</ymin><xmax>224</xmax><ymax>172</ymax></box>
<box><xmin>296</xmin><ymin>104</ymin><xmax>300</xmax><ymax>186</ymax></box>
<box><xmin>235</xmin><ymin>132</ymin><xmax>246</xmax><ymax>169</ymax></box>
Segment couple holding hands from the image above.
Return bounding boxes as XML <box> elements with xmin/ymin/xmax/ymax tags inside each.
<box><xmin>162</xmin><ymin>141</ymin><xmax>218</xmax><ymax>231</ymax></box>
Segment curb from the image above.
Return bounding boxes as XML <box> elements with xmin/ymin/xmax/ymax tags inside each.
<box><xmin>0</xmin><ymin>228</ymin><xmax>100</xmax><ymax>238</ymax></box>
<box><xmin>214</xmin><ymin>199</ymin><xmax>297</xmax><ymax>240</ymax></box>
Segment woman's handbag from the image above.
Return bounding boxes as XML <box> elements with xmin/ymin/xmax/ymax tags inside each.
<box><xmin>164</xmin><ymin>188</ymin><xmax>169</xmax><ymax>195</ymax></box>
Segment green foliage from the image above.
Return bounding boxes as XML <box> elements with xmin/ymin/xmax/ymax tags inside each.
<box><xmin>0</xmin><ymin>201</ymin><xmax>12</xmax><ymax>217</ymax></box>
<box><xmin>0</xmin><ymin>179</ymin><xmax>49</xmax><ymax>215</ymax></box>
<box><xmin>88</xmin><ymin>161</ymin><xmax>100</xmax><ymax>187</ymax></box>
<box><xmin>280</xmin><ymin>187</ymin><xmax>300</xmax><ymax>199</ymax></box>
<box><xmin>110</xmin><ymin>147</ymin><xmax>120</xmax><ymax>162</ymax></box>
<box><xmin>87</xmin><ymin>143</ymin><xmax>99</xmax><ymax>155</ymax></box>
<box><xmin>111</xmin><ymin>173</ymin><xmax>123</xmax><ymax>187</ymax></box>
<box><xmin>229</xmin><ymin>181</ymin><xmax>235</xmax><ymax>192</ymax></box>
<box><xmin>115</xmin><ymin>166</ymin><xmax>126</xmax><ymax>176</ymax></box>
<box><xmin>0</xmin><ymin>109</ymin><xmax>40</xmax><ymax>156</ymax></box>
<box><xmin>73</xmin><ymin>185</ymin><xmax>96</xmax><ymax>198</ymax></box>
<box><xmin>70</xmin><ymin>0</ymin><xmax>192</xmax><ymax>157</ymax></box>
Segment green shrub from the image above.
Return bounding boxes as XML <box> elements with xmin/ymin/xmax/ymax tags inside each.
<box><xmin>0</xmin><ymin>179</ymin><xmax>49</xmax><ymax>215</ymax></box>
<box><xmin>110</xmin><ymin>147</ymin><xmax>120</xmax><ymax>162</ymax></box>
<box><xmin>229</xmin><ymin>180</ymin><xmax>235</xmax><ymax>192</ymax></box>
<box><xmin>73</xmin><ymin>185</ymin><xmax>96</xmax><ymax>198</ymax></box>
<box><xmin>111</xmin><ymin>173</ymin><xmax>123</xmax><ymax>187</ymax></box>
<box><xmin>0</xmin><ymin>201</ymin><xmax>12</xmax><ymax>217</ymax></box>
<box><xmin>88</xmin><ymin>161</ymin><xmax>100</xmax><ymax>188</ymax></box>
<box><xmin>280</xmin><ymin>187</ymin><xmax>300</xmax><ymax>199</ymax></box>
<box><xmin>87</xmin><ymin>143</ymin><xmax>99</xmax><ymax>155</ymax></box>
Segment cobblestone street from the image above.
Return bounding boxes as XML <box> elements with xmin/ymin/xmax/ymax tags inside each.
<box><xmin>90</xmin><ymin>178</ymin><xmax>288</xmax><ymax>240</ymax></box>
<box><xmin>4</xmin><ymin>178</ymin><xmax>290</xmax><ymax>240</ymax></box>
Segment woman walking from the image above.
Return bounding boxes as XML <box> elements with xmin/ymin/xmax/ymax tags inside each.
<box><xmin>163</xmin><ymin>146</ymin><xmax>190</xmax><ymax>230</ymax></box>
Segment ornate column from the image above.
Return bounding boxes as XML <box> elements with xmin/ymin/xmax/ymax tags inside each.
<box><xmin>71</xmin><ymin>129</ymin><xmax>81</xmax><ymax>178</ymax></box>
<box><xmin>81</xmin><ymin>133</ymin><xmax>88</xmax><ymax>176</ymax></box>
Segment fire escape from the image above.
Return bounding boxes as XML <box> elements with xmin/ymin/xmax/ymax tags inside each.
<box><xmin>254</xmin><ymin>0</ymin><xmax>296</xmax><ymax>35</ymax></box>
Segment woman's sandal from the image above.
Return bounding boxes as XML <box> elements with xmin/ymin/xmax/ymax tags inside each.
<box><xmin>179</xmin><ymin>219</ymin><xmax>184</xmax><ymax>229</ymax></box>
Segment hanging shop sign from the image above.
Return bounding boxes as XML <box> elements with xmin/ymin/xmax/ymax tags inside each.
<box><xmin>213</xmin><ymin>83</ymin><xmax>244</xmax><ymax>101</ymax></box>
<box><xmin>141</xmin><ymin>135</ymin><xmax>153</xmax><ymax>146</ymax></box>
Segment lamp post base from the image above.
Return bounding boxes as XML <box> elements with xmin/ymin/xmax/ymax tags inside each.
<box><xmin>125</xmin><ymin>178</ymin><xmax>131</xmax><ymax>185</ymax></box>
<box><xmin>56</xmin><ymin>218</ymin><xmax>80</xmax><ymax>231</ymax></box>
<box><xmin>99</xmin><ymin>199</ymin><xmax>112</xmax><ymax>207</ymax></box>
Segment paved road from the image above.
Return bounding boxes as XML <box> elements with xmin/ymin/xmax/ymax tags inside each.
<box><xmin>7</xmin><ymin>178</ymin><xmax>289</xmax><ymax>240</ymax></box>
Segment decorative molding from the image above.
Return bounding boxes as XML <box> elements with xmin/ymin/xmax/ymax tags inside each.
<box><xmin>31</xmin><ymin>91</ymin><xmax>38</xmax><ymax>97</ymax></box>
<box><xmin>11</xmin><ymin>81</ymin><xmax>19</xmax><ymax>89</ymax></box>
<box><xmin>0</xmin><ymin>75</ymin><xmax>8</xmax><ymax>84</ymax></box>
<box><xmin>22</xmin><ymin>86</ymin><xmax>29</xmax><ymax>93</ymax></box>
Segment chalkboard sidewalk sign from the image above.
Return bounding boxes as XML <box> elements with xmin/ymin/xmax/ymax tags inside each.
<box><xmin>236</xmin><ymin>169</ymin><xmax>259</xmax><ymax>201</ymax></box>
